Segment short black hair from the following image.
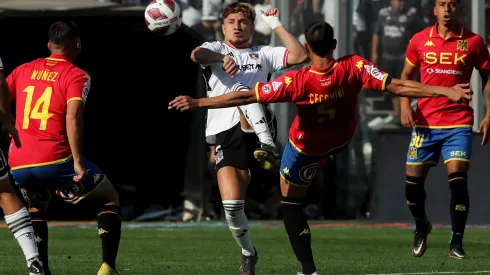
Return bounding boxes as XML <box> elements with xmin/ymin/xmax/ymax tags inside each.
<box><xmin>433</xmin><ymin>0</ymin><xmax>461</xmax><ymax>6</ymax></box>
<box><xmin>48</xmin><ymin>21</ymin><xmax>80</xmax><ymax>44</ymax></box>
<box><xmin>304</xmin><ymin>21</ymin><xmax>334</xmax><ymax>58</ymax></box>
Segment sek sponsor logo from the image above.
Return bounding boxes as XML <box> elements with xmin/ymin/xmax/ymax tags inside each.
<box><xmin>426</xmin><ymin>68</ymin><xmax>463</xmax><ymax>75</ymax></box>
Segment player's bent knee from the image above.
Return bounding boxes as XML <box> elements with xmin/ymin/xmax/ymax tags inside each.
<box><xmin>88</xmin><ymin>178</ymin><xmax>120</xmax><ymax>205</ymax></box>
<box><xmin>0</xmin><ymin>178</ymin><xmax>15</xmax><ymax>193</ymax></box>
<box><xmin>280</xmin><ymin>177</ymin><xmax>309</xmax><ymax>198</ymax></box>
<box><xmin>406</xmin><ymin>164</ymin><xmax>430</xmax><ymax>177</ymax></box>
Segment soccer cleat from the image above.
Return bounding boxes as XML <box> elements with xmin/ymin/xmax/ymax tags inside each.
<box><xmin>411</xmin><ymin>223</ymin><xmax>432</xmax><ymax>257</ymax></box>
<box><xmin>253</xmin><ymin>144</ymin><xmax>280</xmax><ymax>171</ymax></box>
<box><xmin>297</xmin><ymin>272</ymin><xmax>319</xmax><ymax>275</ymax></box>
<box><xmin>449</xmin><ymin>245</ymin><xmax>468</xmax><ymax>259</ymax></box>
<box><xmin>29</xmin><ymin>260</ymin><xmax>44</xmax><ymax>275</ymax></box>
<box><xmin>97</xmin><ymin>262</ymin><xmax>120</xmax><ymax>275</ymax></box>
<box><xmin>238</xmin><ymin>247</ymin><xmax>258</xmax><ymax>275</ymax></box>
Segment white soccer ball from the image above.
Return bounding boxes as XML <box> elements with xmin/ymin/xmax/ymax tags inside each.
<box><xmin>144</xmin><ymin>0</ymin><xmax>182</xmax><ymax>36</ymax></box>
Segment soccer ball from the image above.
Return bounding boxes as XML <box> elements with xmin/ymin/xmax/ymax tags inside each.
<box><xmin>144</xmin><ymin>0</ymin><xmax>182</xmax><ymax>36</ymax></box>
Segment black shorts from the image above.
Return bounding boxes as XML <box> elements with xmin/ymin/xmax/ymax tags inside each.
<box><xmin>214</xmin><ymin>123</ymin><xmax>248</xmax><ymax>171</ymax></box>
<box><xmin>0</xmin><ymin>150</ymin><xmax>8</xmax><ymax>181</ymax></box>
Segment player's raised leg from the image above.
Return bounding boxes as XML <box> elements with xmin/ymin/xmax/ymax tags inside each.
<box><xmin>441</xmin><ymin>127</ymin><xmax>472</xmax><ymax>259</ymax></box>
<box><xmin>405</xmin><ymin>128</ymin><xmax>438</xmax><ymax>257</ymax></box>
<box><xmin>233</xmin><ymin>83</ymin><xmax>280</xmax><ymax>171</ymax></box>
<box><xmin>280</xmin><ymin>140</ymin><xmax>322</xmax><ymax>275</ymax></box>
<box><xmin>0</xmin><ymin>177</ymin><xmax>43</xmax><ymax>275</ymax></box>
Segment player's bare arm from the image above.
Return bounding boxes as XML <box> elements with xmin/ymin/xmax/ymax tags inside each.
<box><xmin>400</xmin><ymin>61</ymin><xmax>418</xmax><ymax>128</ymax></box>
<box><xmin>66</xmin><ymin>100</ymin><xmax>87</xmax><ymax>182</ymax></box>
<box><xmin>385</xmin><ymin>77</ymin><xmax>472</xmax><ymax>102</ymax></box>
<box><xmin>169</xmin><ymin>90</ymin><xmax>257</xmax><ymax>111</ymax></box>
<box><xmin>0</xmin><ymin>70</ymin><xmax>21</xmax><ymax>148</ymax></box>
<box><xmin>477</xmin><ymin>68</ymin><xmax>490</xmax><ymax>145</ymax></box>
<box><xmin>190</xmin><ymin>47</ymin><xmax>238</xmax><ymax>76</ymax></box>
<box><xmin>262</xmin><ymin>8</ymin><xmax>307</xmax><ymax>65</ymax></box>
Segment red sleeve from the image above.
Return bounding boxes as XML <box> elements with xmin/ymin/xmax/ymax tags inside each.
<box><xmin>475</xmin><ymin>36</ymin><xmax>490</xmax><ymax>71</ymax></box>
<box><xmin>405</xmin><ymin>37</ymin><xmax>420</xmax><ymax>67</ymax></box>
<box><xmin>66</xmin><ymin>72</ymin><xmax>91</xmax><ymax>104</ymax></box>
<box><xmin>254</xmin><ymin>70</ymin><xmax>300</xmax><ymax>103</ymax></box>
<box><xmin>6</xmin><ymin>66</ymin><xmax>20</xmax><ymax>102</ymax></box>
<box><xmin>352</xmin><ymin>56</ymin><xmax>389</xmax><ymax>91</ymax></box>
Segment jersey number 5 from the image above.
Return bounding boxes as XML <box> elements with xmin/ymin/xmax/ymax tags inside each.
<box><xmin>317</xmin><ymin>105</ymin><xmax>336</xmax><ymax>123</ymax></box>
<box><xmin>23</xmin><ymin>86</ymin><xmax>54</xmax><ymax>130</ymax></box>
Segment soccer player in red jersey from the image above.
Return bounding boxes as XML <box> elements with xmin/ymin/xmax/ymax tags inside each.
<box><xmin>6</xmin><ymin>21</ymin><xmax>121</xmax><ymax>275</ymax></box>
<box><xmin>0</xmin><ymin>58</ymin><xmax>44</xmax><ymax>274</ymax></box>
<box><xmin>400</xmin><ymin>0</ymin><xmax>490</xmax><ymax>259</ymax></box>
<box><xmin>169</xmin><ymin>21</ymin><xmax>471</xmax><ymax>274</ymax></box>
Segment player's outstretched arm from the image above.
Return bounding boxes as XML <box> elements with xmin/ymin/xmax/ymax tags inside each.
<box><xmin>385</xmin><ymin>78</ymin><xmax>472</xmax><ymax>103</ymax></box>
<box><xmin>169</xmin><ymin>90</ymin><xmax>257</xmax><ymax>111</ymax></box>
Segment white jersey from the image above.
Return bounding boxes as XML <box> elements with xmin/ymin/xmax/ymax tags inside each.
<box><xmin>200</xmin><ymin>41</ymin><xmax>288</xmax><ymax>137</ymax></box>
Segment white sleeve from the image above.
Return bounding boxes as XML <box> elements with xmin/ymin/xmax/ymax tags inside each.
<box><xmin>199</xmin><ymin>41</ymin><xmax>225</xmax><ymax>69</ymax></box>
<box><xmin>261</xmin><ymin>46</ymin><xmax>289</xmax><ymax>72</ymax></box>
<box><xmin>0</xmin><ymin>57</ymin><xmax>4</xmax><ymax>70</ymax></box>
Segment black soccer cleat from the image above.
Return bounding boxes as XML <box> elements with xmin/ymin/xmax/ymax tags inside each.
<box><xmin>238</xmin><ymin>247</ymin><xmax>258</xmax><ymax>275</ymax></box>
<box><xmin>254</xmin><ymin>144</ymin><xmax>280</xmax><ymax>171</ymax></box>
<box><xmin>29</xmin><ymin>260</ymin><xmax>44</xmax><ymax>275</ymax></box>
<box><xmin>449</xmin><ymin>245</ymin><xmax>468</xmax><ymax>259</ymax></box>
<box><xmin>411</xmin><ymin>223</ymin><xmax>432</xmax><ymax>257</ymax></box>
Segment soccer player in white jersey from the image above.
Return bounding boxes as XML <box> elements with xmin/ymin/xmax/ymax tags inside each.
<box><xmin>0</xmin><ymin>57</ymin><xmax>44</xmax><ymax>274</ymax></box>
<box><xmin>190</xmin><ymin>2</ymin><xmax>307</xmax><ymax>275</ymax></box>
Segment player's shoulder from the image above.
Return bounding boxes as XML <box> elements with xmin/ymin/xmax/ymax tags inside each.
<box><xmin>379</xmin><ymin>6</ymin><xmax>391</xmax><ymax>16</ymax></box>
<box><xmin>336</xmin><ymin>54</ymin><xmax>366</xmax><ymax>66</ymax></box>
<box><xmin>410</xmin><ymin>27</ymin><xmax>433</xmax><ymax>44</ymax></box>
<box><xmin>200</xmin><ymin>41</ymin><xmax>225</xmax><ymax>50</ymax></box>
<box><xmin>462</xmin><ymin>27</ymin><xmax>486</xmax><ymax>44</ymax></box>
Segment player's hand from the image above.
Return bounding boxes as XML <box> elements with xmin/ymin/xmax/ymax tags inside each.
<box><xmin>261</xmin><ymin>8</ymin><xmax>282</xmax><ymax>30</ymax></box>
<box><xmin>223</xmin><ymin>55</ymin><xmax>238</xmax><ymax>77</ymax></box>
<box><xmin>168</xmin><ymin>96</ymin><xmax>200</xmax><ymax>111</ymax></box>
<box><xmin>446</xmin><ymin>83</ymin><xmax>472</xmax><ymax>103</ymax></box>
<box><xmin>477</xmin><ymin>116</ymin><xmax>490</xmax><ymax>145</ymax></box>
<box><xmin>1</xmin><ymin>115</ymin><xmax>21</xmax><ymax>148</ymax></box>
<box><xmin>401</xmin><ymin>102</ymin><xmax>416</xmax><ymax>128</ymax></box>
<box><xmin>73</xmin><ymin>162</ymin><xmax>87</xmax><ymax>182</ymax></box>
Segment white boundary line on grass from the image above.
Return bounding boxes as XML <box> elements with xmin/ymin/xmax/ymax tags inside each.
<box><xmin>362</xmin><ymin>271</ymin><xmax>490</xmax><ymax>275</ymax></box>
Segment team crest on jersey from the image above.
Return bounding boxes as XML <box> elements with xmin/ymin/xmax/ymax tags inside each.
<box><xmin>399</xmin><ymin>15</ymin><xmax>407</xmax><ymax>23</ymax></box>
<box><xmin>284</xmin><ymin>76</ymin><xmax>292</xmax><ymax>87</ymax></box>
<box><xmin>249</xmin><ymin>52</ymin><xmax>259</xmax><ymax>60</ymax></box>
<box><xmin>261</xmin><ymin>84</ymin><xmax>272</xmax><ymax>94</ymax></box>
<box><xmin>457</xmin><ymin>40</ymin><xmax>468</xmax><ymax>51</ymax></box>
<box><xmin>272</xmin><ymin>81</ymin><xmax>282</xmax><ymax>91</ymax></box>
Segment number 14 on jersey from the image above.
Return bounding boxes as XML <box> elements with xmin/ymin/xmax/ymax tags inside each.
<box><xmin>23</xmin><ymin>86</ymin><xmax>54</xmax><ymax>130</ymax></box>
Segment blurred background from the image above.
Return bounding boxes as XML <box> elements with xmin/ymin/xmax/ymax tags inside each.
<box><xmin>0</xmin><ymin>0</ymin><xmax>489</xmax><ymax>224</ymax></box>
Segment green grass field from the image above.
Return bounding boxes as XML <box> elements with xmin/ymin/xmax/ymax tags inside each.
<box><xmin>1</xmin><ymin>222</ymin><xmax>490</xmax><ymax>275</ymax></box>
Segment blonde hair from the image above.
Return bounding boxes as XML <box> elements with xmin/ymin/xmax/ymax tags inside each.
<box><xmin>222</xmin><ymin>2</ymin><xmax>256</xmax><ymax>22</ymax></box>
